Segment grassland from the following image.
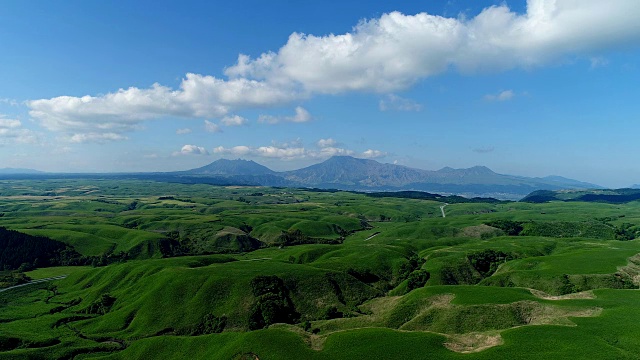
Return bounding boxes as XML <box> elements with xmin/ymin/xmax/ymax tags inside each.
<box><xmin>1</xmin><ymin>179</ymin><xmax>640</xmax><ymax>359</ymax></box>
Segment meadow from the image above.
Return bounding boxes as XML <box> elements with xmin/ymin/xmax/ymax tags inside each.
<box><xmin>1</xmin><ymin>179</ymin><xmax>640</xmax><ymax>359</ymax></box>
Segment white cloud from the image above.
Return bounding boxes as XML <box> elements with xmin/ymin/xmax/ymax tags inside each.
<box><xmin>226</xmin><ymin>1</ymin><xmax>640</xmax><ymax>93</ymax></box>
<box><xmin>379</xmin><ymin>94</ymin><xmax>423</xmax><ymax>111</ymax></box>
<box><xmin>290</xmin><ymin>106</ymin><xmax>312</xmax><ymax>122</ymax></box>
<box><xmin>214</xmin><ymin>145</ymin><xmax>305</xmax><ymax>160</ymax></box>
<box><xmin>314</xmin><ymin>147</ymin><xmax>354</xmax><ymax>158</ymax></box>
<box><xmin>204</xmin><ymin>120</ymin><xmax>222</xmax><ymax>133</ymax></box>
<box><xmin>27</xmin><ymin>74</ymin><xmax>300</xmax><ymax>142</ymax></box>
<box><xmin>0</xmin><ymin>118</ymin><xmax>21</xmax><ymax>128</ymax></box>
<box><xmin>176</xmin><ymin>128</ymin><xmax>192</xmax><ymax>134</ymax></box>
<box><xmin>69</xmin><ymin>132</ymin><xmax>127</xmax><ymax>143</ymax></box>
<box><xmin>361</xmin><ymin>149</ymin><xmax>388</xmax><ymax>159</ymax></box>
<box><xmin>484</xmin><ymin>90</ymin><xmax>515</xmax><ymax>101</ymax></box>
<box><xmin>0</xmin><ymin>116</ymin><xmax>38</xmax><ymax>144</ymax></box>
<box><xmin>178</xmin><ymin>144</ymin><xmax>209</xmax><ymax>155</ymax></box>
<box><xmin>220</xmin><ymin>114</ymin><xmax>249</xmax><ymax>126</ymax></box>
<box><xmin>0</xmin><ymin>98</ymin><xmax>18</xmax><ymax>107</ymax></box>
<box><xmin>25</xmin><ymin>1</ymin><xmax>640</xmax><ymax>141</ymax></box>
<box><xmin>258</xmin><ymin>106</ymin><xmax>312</xmax><ymax>124</ymax></box>
<box><xmin>316</xmin><ymin>138</ymin><xmax>337</xmax><ymax>148</ymax></box>
<box><xmin>213</xmin><ymin>139</ymin><xmax>385</xmax><ymax>161</ymax></box>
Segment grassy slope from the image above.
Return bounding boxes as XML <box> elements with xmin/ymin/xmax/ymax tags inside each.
<box><xmin>2</xmin><ymin>180</ymin><xmax>640</xmax><ymax>359</ymax></box>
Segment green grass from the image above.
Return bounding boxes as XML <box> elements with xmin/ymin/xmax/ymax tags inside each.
<box><xmin>1</xmin><ymin>179</ymin><xmax>640</xmax><ymax>359</ymax></box>
<box><xmin>25</xmin><ymin>266</ymin><xmax>92</xmax><ymax>280</ymax></box>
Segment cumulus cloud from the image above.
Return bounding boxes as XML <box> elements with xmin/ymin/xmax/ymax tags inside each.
<box><xmin>214</xmin><ymin>145</ymin><xmax>305</xmax><ymax>160</ymax></box>
<box><xmin>361</xmin><ymin>149</ymin><xmax>388</xmax><ymax>159</ymax></box>
<box><xmin>316</xmin><ymin>138</ymin><xmax>337</xmax><ymax>148</ymax></box>
<box><xmin>0</xmin><ymin>118</ymin><xmax>21</xmax><ymax>129</ymax></box>
<box><xmin>176</xmin><ymin>128</ymin><xmax>192</xmax><ymax>135</ymax></box>
<box><xmin>220</xmin><ymin>114</ymin><xmax>249</xmax><ymax>126</ymax></box>
<box><xmin>28</xmin><ymin>74</ymin><xmax>299</xmax><ymax>142</ymax></box>
<box><xmin>69</xmin><ymin>133</ymin><xmax>127</xmax><ymax>143</ymax></box>
<box><xmin>25</xmin><ymin>1</ymin><xmax>640</xmax><ymax>141</ymax></box>
<box><xmin>379</xmin><ymin>94</ymin><xmax>423</xmax><ymax>111</ymax></box>
<box><xmin>0</xmin><ymin>116</ymin><xmax>38</xmax><ymax>144</ymax></box>
<box><xmin>484</xmin><ymin>90</ymin><xmax>515</xmax><ymax>101</ymax></box>
<box><xmin>258</xmin><ymin>106</ymin><xmax>312</xmax><ymax>124</ymax></box>
<box><xmin>315</xmin><ymin>147</ymin><xmax>354</xmax><ymax>158</ymax></box>
<box><xmin>226</xmin><ymin>1</ymin><xmax>640</xmax><ymax>93</ymax></box>
<box><xmin>178</xmin><ymin>144</ymin><xmax>209</xmax><ymax>155</ymax></box>
<box><xmin>213</xmin><ymin>139</ymin><xmax>384</xmax><ymax>161</ymax></box>
<box><xmin>204</xmin><ymin>120</ymin><xmax>222</xmax><ymax>133</ymax></box>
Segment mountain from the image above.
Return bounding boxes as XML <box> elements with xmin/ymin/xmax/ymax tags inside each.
<box><xmin>536</xmin><ymin>175</ymin><xmax>601</xmax><ymax>189</ymax></box>
<box><xmin>0</xmin><ymin>168</ymin><xmax>44</xmax><ymax>174</ymax></box>
<box><xmin>282</xmin><ymin>156</ymin><xmax>429</xmax><ymax>186</ymax></box>
<box><xmin>185</xmin><ymin>159</ymin><xmax>275</xmax><ymax>176</ymax></box>
<box><xmin>179</xmin><ymin>156</ymin><xmax>601</xmax><ymax>200</ymax></box>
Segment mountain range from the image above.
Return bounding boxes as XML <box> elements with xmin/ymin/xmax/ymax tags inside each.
<box><xmin>0</xmin><ymin>168</ymin><xmax>44</xmax><ymax>174</ymax></box>
<box><xmin>183</xmin><ymin>156</ymin><xmax>602</xmax><ymax>200</ymax></box>
<box><xmin>0</xmin><ymin>157</ymin><xmax>606</xmax><ymax>200</ymax></box>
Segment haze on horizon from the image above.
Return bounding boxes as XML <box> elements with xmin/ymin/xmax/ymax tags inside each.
<box><xmin>1</xmin><ymin>0</ymin><xmax>639</xmax><ymax>188</ymax></box>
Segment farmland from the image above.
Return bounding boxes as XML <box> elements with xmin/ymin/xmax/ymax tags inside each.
<box><xmin>1</xmin><ymin>179</ymin><xmax>640</xmax><ymax>359</ymax></box>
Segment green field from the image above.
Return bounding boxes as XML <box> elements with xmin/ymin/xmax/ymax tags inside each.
<box><xmin>1</xmin><ymin>179</ymin><xmax>640</xmax><ymax>359</ymax></box>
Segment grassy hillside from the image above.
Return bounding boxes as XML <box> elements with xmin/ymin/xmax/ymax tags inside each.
<box><xmin>1</xmin><ymin>179</ymin><xmax>640</xmax><ymax>359</ymax></box>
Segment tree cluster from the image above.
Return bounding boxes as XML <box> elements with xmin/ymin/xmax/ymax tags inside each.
<box><xmin>248</xmin><ymin>275</ymin><xmax>299</xmax><ymax>330</ymax></box>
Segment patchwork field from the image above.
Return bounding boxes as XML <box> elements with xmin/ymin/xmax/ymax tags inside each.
<box><xmin>1</xmin><ymin>179</ymin><xmax>640</xmax><ymax>359</ymax></box>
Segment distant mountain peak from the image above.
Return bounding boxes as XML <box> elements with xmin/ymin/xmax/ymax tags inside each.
<box><xmin>187</xmin><ymin>158</ymin><xmax>275</xmax><ymax>176</ymax></box>
<box><xmin>437</xmin><ymin>165</ymin><xmax>495</xmax><ymax>175</ymax></box>
<box><xmin>467</xmin><ymin>165</ymin><xmax>496</xmax><ymax>174</ymax></box>
<box><xmin>325</xmin><ymin>155</ymin><xmax>373</xmax><ymax>163</ymax></box>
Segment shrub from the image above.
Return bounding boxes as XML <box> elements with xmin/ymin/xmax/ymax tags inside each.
<box><xmin>467</xmin><ymin>249</ymin><xmax>514</xmax><ymax>277</ymax></box>
<box><xmin>406</xmin><ymin>270</ymin><xmax>430</xmax><ymax>291</ymax></box>
<box><xmin>84</xmin><ymin>294</ymin><xmax>117</xmax><ymax>315</ymax></box>
<box><xmin>191</xmin><ymin>313</ymin><xmax>227</xmax><ymax>335</ymax></box>
<box><xmin>248</xmin><ymin>275</ymin><xmax>299</xmax><ymax>330</ymax></box>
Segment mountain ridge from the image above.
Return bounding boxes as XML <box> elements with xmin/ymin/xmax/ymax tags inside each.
<box><xmin>180</xmin><ymin>156</ymin><xmax>602</xmax><ymax>200</ymax></box>
<box><xmin>0</xmin><ymin>167</ymin><xmax>45</xmax><ymax>174</ymax></box>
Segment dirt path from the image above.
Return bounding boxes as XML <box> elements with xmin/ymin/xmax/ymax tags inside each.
<box><xmin>440</xmin><ymin>203</ymin><xmax>449</xmax><ymax>218</ymax></box>
<box><xmin>0</xmin><ymin>275</ymin><xmax>67</xmax><ymax>293</ymax></box>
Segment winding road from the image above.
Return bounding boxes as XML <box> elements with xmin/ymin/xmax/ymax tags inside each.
<box><xmin>0</xmin><ymin>275</ymin><xmax>67</xmax><ymax>293</ymax></box>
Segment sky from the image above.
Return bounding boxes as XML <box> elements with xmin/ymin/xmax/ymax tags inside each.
<box><xmin>0</xmin><ymin>0</ymin><xmax>639</xmax><ymax>187</ymax></box>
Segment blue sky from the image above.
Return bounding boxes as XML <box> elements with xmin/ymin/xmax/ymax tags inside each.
<box><xmin>0</xmin><ymin>0</ymin><xmax>639</xmax><ymax>187</ymax></box>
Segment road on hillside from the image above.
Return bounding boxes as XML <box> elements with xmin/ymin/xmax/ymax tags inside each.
<box><xmin>238</xmin><ymin>257</ymin><xmax>272</xmax><ymax>262</ymax></box>
<box><xmin>0</xmin><ymin>275</ymin><xmax>67</xmax><ymax>293</ymax></box>
<box><xmin>364</xmin><ymin>232</ymin><xmax>381</xmax><ymax>241</ymax></box>
<box><xmin>440</xmin><ymin>203</ymin><xmax>449</xmax><ymax>218</ymax></box>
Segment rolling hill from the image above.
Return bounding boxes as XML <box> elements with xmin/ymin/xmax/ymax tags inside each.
<box><xmin>521</xmin><ymin>188</ymin><xmax>640</xmax><ymax>204</ymax></box>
